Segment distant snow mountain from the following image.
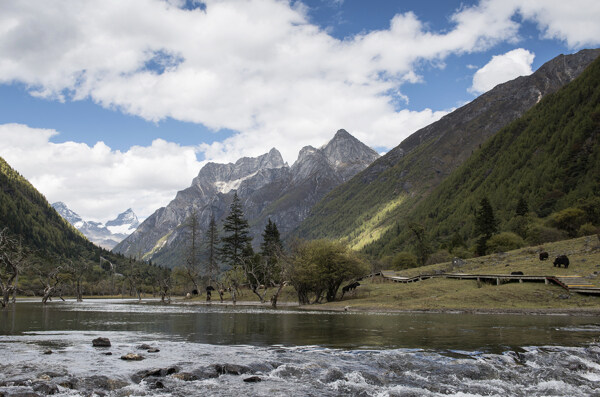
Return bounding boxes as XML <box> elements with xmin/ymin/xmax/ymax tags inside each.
<box><xmin>52</xmin><ymin>202</ymin><xmax>140</xmax><ymax>249</ymax></box>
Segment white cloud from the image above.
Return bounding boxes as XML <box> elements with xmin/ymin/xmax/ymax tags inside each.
<box><xmin>517</xmin><ymin>0</ymin><xmax>600</xmax><ymax>48</ymax></box>
<box><xmin>0</xmin><ymin>0</ymin><xmax>599</xmax><ymax>221</ymax></box>
<box><xmin>469</xmin><ymin>48</ymin><xmax>535</xmax><ymax>94</ymax></box>
<box><xmin>0</xmin><ymin>0</ymin><xmax>527</xmax><ymax>166</ymax></box>
<box><xmin>0</xmin><ymin>124</ymin><xmax>203</xmax><ymax>221</ymax></box>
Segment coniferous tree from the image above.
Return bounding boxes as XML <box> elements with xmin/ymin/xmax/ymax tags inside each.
<box><xmin>516</xmin><ymin>197</ymin><xmax>529</xmax><ymax>216</ymax></box>
<box><xmin>220</xmin><ymin>193</ymin><xmax>252</xmax><ymax>269</ymax></box>
<box><xmin>260</xmin><ymin>218</ymin><xmax>283</xmax><ymax>283</ymax></box>
<box><xmin>474</xmin><ymin>197</ymin><xmax>498</xmax><ymax>256</ymax></box>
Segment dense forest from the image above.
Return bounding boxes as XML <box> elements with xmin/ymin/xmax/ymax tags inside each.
<box><xmin>367</xmin><ymin>56</ymin><xmax>600</xmax><ymax>267</ymax></box>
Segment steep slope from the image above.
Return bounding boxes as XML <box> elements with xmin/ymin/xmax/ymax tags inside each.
<box><xmin>295</xmin><ymin>49</ymin><xmax>600</xmax><ymax>251</ymax></box>
<box><xmin>114</xmin><ymin>129</ymin><xmax>379</xmax><ymax>268</ymax></box>
<box><xmin>52</xmin><ymin>202</ymin><xmax>140</xmax><ymax>250</ymax></box>
<box><xmin>368</xmin><ymin>54</ymin><xmax>600</xmax><ymax>256</ymax></box>
<box><xmin>0</xmin><ymin>157</ymin><xmax>95</xmax><ymax>257</ymax></box>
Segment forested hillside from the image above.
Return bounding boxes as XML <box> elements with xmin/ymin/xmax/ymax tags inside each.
<box><xmin>367</xmin><ymin>55</ymin><xmax>600</xmax><ymax>261</ymax></box>
<box><xmin>0</xmin><ymin>157</ymin><xmax>168</xmax><ymax>302</ymax></box>
<box><xmin>0</xmin><ymin>157</ymin><xmax>94</xmax><ymax>257</ymax></box>
<box><xmin>295</xmin><ymin>49</ymin><xmax>600</xmax><ymax>254</ymax></box>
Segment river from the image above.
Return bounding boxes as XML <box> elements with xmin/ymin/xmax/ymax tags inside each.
<box><xmin>1</xmin><ymin>299</ymin><xmax>599</xmax><ymax>396</ymax></box>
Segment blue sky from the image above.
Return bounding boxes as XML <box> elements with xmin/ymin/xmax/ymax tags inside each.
<box><xmin>0</xmin><ymin>0</ymin><xmax>599</xmax><ymax>221</ymax></box>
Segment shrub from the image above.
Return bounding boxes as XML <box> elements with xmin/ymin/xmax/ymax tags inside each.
<box><xmin>451</xmin><ymin>246</ymin><xmax>473</xmax><ymax>259</ymax></box>
<box><xmin>578</xmin><ymin>223</ymin><xmax>599</xmax><ymax>237</ymax></box>
<box><xmin>390</xmin><ymin>251</ymin><xmax>418</xmax><ymax>270</ymax></box>
<box><xmin>547</xmin><ymin>207</ymin><xmax>587</xmax><ymax>237</ymax></box>
<box><xmin>486</xmin><ymin>232</ymin><xmax>525</xmax><ymax>254</ymax></box>
<box><xmin>526</xmin><ymin>225</ymin><xmax>568</xmax><ymax>245</ymax></box>
<box><xmin>425</xmin><ymin>250</ymin><xmax>452</xmax><ymax>266</ymax></box>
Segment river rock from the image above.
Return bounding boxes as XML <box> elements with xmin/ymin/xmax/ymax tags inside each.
<box><xmin>243</xmin><ymin>376</ymin><xmax>262</xmax><ymax>383</ymax></box>
<box><xmin>32</xmin><ymin>381</ymin><xmax>59</xmax><ymax>395</ymax></box>
<box><xmin>147</xmin><ymin>348</ymin><xmax>160</xmax><ymax>353</ymax></box>
<box><xmin>77</xmin><ymin>375</ymin><xmax>128</xmax><ymax>392</ymax></box>
<box><xmin>92</xmin><ymin>337</ymin><xmax>111</xmax><ymax>347</ymax></box>
<box><xmin>121</xmin><ymin>353</ymin><xmax>144</xmax><ymax>361</ymax></box>
<box><xmin>43</xmin><ymin>350</ymin><xmax>53</xmax><ymax>355</ymax></box>
<box><xmin>214</xmin><ymin>363</ymin><xmax>253</xmax><ymax>375</ymax></box>
<box><xmin>131</xmin><ymin>367</ymin><xmax>180</xmax><ymax>383</ymax></box>
<box><xmin>138</xmin><ymin>344</ymin><xmax>152</xmax><ymax>350</ymax></box>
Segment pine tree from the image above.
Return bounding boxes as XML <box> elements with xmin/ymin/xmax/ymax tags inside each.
<box><xmin>205</xmin><ymin>213</ymin><xmax>219</xmax><ymax>284</ymax></box>
<box><xmin>516</xmin><ymin>197</ymin><xmax>529</xmax><ymax>216</ymax></box>
<box><xmin>474</xmin><ymin>197</ymin><xmax>498</xmax><ymax>256</ymax></box>
<box><xmin>260</xmin><ymin>219</ymin><xmax>283</xmax><ymax>284</ymax></box>
<box><xmin>220</xmin><ymin>193</ymin><xmax>252</xmax><ymax>269</ymax></box>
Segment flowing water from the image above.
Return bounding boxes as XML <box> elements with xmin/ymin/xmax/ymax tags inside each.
<box><xmin>1</xmin><ymin>300</ymin><xmax>599</xmax><ymax>396</ymax></box>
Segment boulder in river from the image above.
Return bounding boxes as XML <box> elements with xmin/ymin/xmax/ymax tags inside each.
<box><xmin>243</xmin><ymin>376</ymin><xmax>262</xmax><ymax>383</ymax></box>
<box><xmin>121</xmin><ymin>353</ymin><xmax>145</xmax><ymax>361</ymax></box>
<box><xmin>92</xmin><ymin>337</ymin><xmax>111</xmax><ymax>347</ymax></box>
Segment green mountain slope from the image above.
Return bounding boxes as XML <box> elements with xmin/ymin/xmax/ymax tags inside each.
<box><xmin>295</xmin><ymin>49</ymin><xmax>600</xmax><ymax>253</ymax></box>
<box><xmin>0</xmin><ymin>156</ymin><xmax>94</xmax><ymax>257</ymax></box>
<box><xmin>368</xmin><ymin>54</ymin><xmax>600</xmax><ymax>257</ymax></box>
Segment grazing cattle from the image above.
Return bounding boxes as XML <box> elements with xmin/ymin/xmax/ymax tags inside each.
<box><xmin>553</xmin><ymin>255</ymin><xmax>570</xmax><ymax>268</ymax></box>
<box><xmin>191</xmin><ymin>289</ymin><xmax>199</xmax><ymax>295</ymax></box>
<box><xmin>539</xmin><ymin>252</ymin><xmax>549</xmax><ymax>261</ymax></box>
<box><xmin>511</xmin><ymin>271</ymin><xmax>524</xmax><ymax>276</ymax></box>
<box><xmin>341</xmin><ymin>282</ymin><xmax>361</xmax><ymax>298</ymax></box>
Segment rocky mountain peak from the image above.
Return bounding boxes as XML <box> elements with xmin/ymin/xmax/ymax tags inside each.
<box><xmin>322</xmin><ymin>129</ymin><xmax>380</xmax><ymax>181</ymax></box>
<box><xmin>52</xmin><ymin>201</ymin><xmax>84</xmax><ymax>226</ymax></box>
<box><xmin>106</xmin><ymin>208</ymin><xmax>139</xmax><ymax>228</ymax></box>
<box><xmin>114</xmin><ymin>129</ymin><xmax>380</xmax><ymax>267</ymax></box>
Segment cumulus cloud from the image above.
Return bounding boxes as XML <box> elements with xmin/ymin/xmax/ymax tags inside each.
<box><xmin>1</xmin><ymin>0</ymin><xmax>599</xmax><ymax>220</ymax></box>
<box><xmin>0</xmin><ymin>0</ymin><xmax>525</xmax><ymax>164</ymax></box>
<box><xmin>0</xmin><ymin>124</ymin><xmax>203</xmax><ymax>221</ymax></box>
<box><xmin>469</xmin><ymin>48</ymin><xmax>535</xmax><ymax>94</ymax></box>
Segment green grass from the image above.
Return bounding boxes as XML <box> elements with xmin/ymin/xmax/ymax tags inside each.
<box><xmin>312</xmin><ymin>236</ymin><xmax>600</xmax><ymax>312</ymax></box>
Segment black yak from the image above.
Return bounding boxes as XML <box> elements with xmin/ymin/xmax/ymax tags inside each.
<box><xmin>341</xmin><ymin>282</ymin><xmax>360</xmax><ymax>299</ymax></box>
<box><xmin>539</xmin><ymin>252</ymin><xmax>549</xmax><ymax>261</ymax></box>
<box><xmin>553</xmin><ymin>255</ymin><xmax>569</xmax><ymax>268</ymax></box>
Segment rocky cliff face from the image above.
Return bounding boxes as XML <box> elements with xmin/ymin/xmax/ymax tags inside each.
<box><xmin>113</xmin><ymin>129</ymin><xmax>379</xmax><ymax>267</ymax></box>
<box><xmin>296</xmin><ymin>48</ymin><xmax>600</xmax><ymax>248</ymax></box>
<box><xmin>52</xmin><ymin>202</ymin><xmax>140</xmax><ymax>250</ymax></box>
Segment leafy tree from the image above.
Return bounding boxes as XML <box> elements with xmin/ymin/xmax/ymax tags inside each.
<box><xmin>220</xmin><ymin>193</ymin><xmax>252</xmax><ymax>270</ymax></box>
<box><xmin>548</xmin><ymin>207</ymin><xmax>587</xmax><ymax>237</ymax></box>
<box><xmin>389</xmin><ymin>251</ymin><xmax>418</xmax><ymax>270</ymax></box>
<box><xmin>486</xmin><ymin>232</ymin><xmax>525</xmax><ymax>253</ymax></box>
<box><xmin>289</xmin><ymin>239</ymin><xmax>367</xmax><ymax>304</ymax></box>
<box><xmin>474</xmin><ymin>197</ymin><xmax>498</xmax><ymax>255</ymax></box>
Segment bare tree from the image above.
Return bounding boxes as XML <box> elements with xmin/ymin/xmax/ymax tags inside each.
<box><xmin>64</xmin><ymin>259</ymin><xmax>91</xmax><ymax>302</ymax></box>
<box><xmin>0</xmin><ymin>228</ymin><xmax>28</xmax><ymax>307</ymax></box>
<box><xmin>184</xmin><ymin>210</ymin><xmax>202</xmax><ymax>294</ymax></box>
<box><xmin>35</xmin><ymin>264</ymin><xmax>68</xmax><ymax>304</ymax></box>
<box><xmin>156</xmin><ymin>267</ymin><xmax>172</xmax><ymax>303</ymax></box>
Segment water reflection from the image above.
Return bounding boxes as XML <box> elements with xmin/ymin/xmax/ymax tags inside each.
<box><xmin>1</xmin><ymin>300</ymin><xmax>599</xmax><ymax>352</ymax></box>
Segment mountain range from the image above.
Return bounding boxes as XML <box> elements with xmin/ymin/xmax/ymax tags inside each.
<box><xmin>52</xmin><ymin>202</ymin><xmax>140</xmax><ymax>250</ymax></box>
<box><xmin>113</xmin><ymin>129</ymin><xmax>379</xmax><ymax>267</ymax></box>
<box><xmin>295</xmin><ymin>48</ymin><xmax>600</xmax><ymax>256</ymax></box>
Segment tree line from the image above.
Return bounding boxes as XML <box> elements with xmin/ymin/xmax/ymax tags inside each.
<box><xmin>175</xmin><ymin>192</ymin><xmax>369</xmax><ymax>307</ymax></box>
<box><xmin>1</xmin><ymin>192</ymin><xmax>368</xmax><ymax>308</ymax></box>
